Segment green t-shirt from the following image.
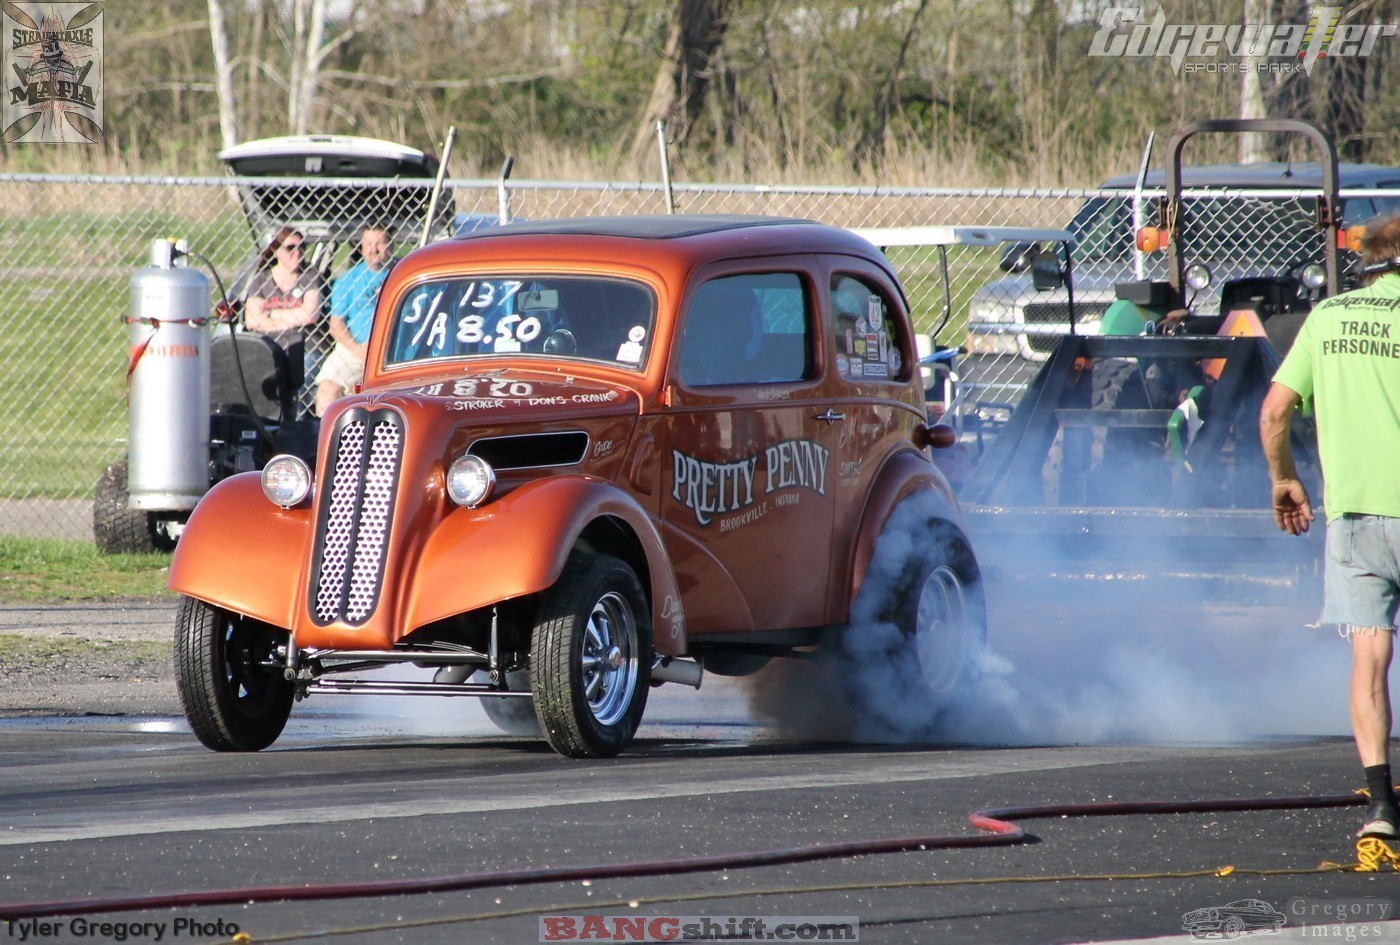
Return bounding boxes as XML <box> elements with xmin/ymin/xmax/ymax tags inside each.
<box><xmin>1273</xmin><ymin>272</ymin><xmax>1400</xmax><ymax>521</ymax></box>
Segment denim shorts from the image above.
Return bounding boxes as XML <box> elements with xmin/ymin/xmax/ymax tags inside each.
<box><xmin>1322</xmin><ymin>514</ymin><xmax>1400</xmax><ymax>630</ymax></box>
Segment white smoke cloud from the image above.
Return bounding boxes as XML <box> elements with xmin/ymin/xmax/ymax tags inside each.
<box><xmin>743</xmin><ymin>490</ymin><xmax>1354</xmax><ymax>747</ymax></box>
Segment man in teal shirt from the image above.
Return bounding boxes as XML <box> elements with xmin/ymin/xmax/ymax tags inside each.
<box><xmin>1262</xmin><ymin>214</ymin><xmax>1400</xmax><ymax>840</ymax></box>
<box><xmin>315</xmin><ymin>225</ymin><xmax>393</xmax><ymax>416</ymax></box>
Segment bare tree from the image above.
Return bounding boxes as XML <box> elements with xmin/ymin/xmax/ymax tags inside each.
<box><xmin>628</xmin><ymin>0</ymin><xmax>735</xmax><ymax>167</ymax></box>
<box><xmin>207</xmin><ymin>0</ymin><xmax>240</xmax><ymax>148</ymax></box>
<box><xmin>855</xmin><ymin>0</ymin><xmax>930</xmax><ymax>167</ymax></box>
<box><xmin>1239</xmin><ymin>0</ymin><xmax>1269</xmax><ymax>161</ymax></box>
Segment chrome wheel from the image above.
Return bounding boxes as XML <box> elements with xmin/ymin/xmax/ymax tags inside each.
<box><xmin>580</xmin><ymin>591</ymin><xmax>641</xmax><ymax>727</ymax></box>
<box><xmin>913</xmin><ymin>564</ymin><xmax>971</xmax><ymax>695</ymax></box>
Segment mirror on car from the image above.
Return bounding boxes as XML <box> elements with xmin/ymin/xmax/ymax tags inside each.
<box><xmin>998</xmin><ymin>241</ymin><xmax>1035</xmax><ymax>273</ymax></box>
<box><xmin>519</xmin><ymin>288</ymin><xmax>559</xmax><ymax>311</ymax></box>
<box><xmin>1029</xmin><ymin>249</ymin><xmax>1063</xmax><ymax>291</ymax></box>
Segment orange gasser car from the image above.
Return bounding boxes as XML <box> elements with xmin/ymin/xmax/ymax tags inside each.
<box><xmin>169</xmin><ymin>215</ymin><xmax>984</xmax><ymax>758</ymax></box>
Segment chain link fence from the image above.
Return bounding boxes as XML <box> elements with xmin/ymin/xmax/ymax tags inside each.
<box><xmin>0</xmin><ymin>171</ymin><xmax>1383</xmax><ymax>542</ymax></box>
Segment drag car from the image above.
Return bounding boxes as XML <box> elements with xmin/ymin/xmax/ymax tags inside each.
<box><xmin>169</xmin><ymin>214</ymin><xmax>983</xmax><ymax>758</ymax></box>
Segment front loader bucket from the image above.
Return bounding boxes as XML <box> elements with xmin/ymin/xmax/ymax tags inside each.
<box><xmin>958</xmin><ymin>333</ymin><xmax>1323</xmax><ymax>602</ymax></box>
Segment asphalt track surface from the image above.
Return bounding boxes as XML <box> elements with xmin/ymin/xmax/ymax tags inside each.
<box><xmin>4</xmin><ymin>598</ymin><xmax>1400</xmax><ymax>945</ymax></box>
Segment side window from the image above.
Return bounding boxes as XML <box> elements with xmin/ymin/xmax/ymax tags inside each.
<box><xmin>831</xmin><ymin>274</ymin><xmax>905</xmax><ymax>383</ymax></box>
<box><xmin>678</xmin><ymin>273</ymin><xmax>810</xmax><ymax>386</ymax></box>
<box><xmin>1342</xmin><ymin>197</ymin><xmax>1377</xmax><ymax>228</ymax></box>
<box><xmin>1366</xmin><ymin>182</ymin><xmax>1400</xmax><ymax>222</ymax></box>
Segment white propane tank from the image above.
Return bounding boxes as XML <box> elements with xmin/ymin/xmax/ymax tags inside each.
<box><xmin>127</xmin><ymin>239</ymin><xmax>211</xmax><ymax>511</ymax></box>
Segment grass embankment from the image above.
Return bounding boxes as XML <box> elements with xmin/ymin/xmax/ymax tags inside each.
<box><xmin>0</xmin><ymin>536</ymin><xmax>173</xmax><ymax>603</ymax></box>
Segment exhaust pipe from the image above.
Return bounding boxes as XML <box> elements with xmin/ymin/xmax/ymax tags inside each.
<box><xmin>651</xmin><ymin>656</ymin><xmax>703</xmax><ymax>689</ymax></box>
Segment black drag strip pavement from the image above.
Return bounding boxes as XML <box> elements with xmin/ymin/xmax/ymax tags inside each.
<box><xmin>0</xmin><ymin>681</ymin><xmax>1394</xmax><ymax>945</ymax></box>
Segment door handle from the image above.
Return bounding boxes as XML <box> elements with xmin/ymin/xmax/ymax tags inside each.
<box><xmin>814</xmin><ymin>409</ymin><xmax>846</xmax><ymax>424</ymax></box>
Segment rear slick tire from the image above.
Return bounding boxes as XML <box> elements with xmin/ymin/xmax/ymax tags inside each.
<box><xmin>173</xmin><ymin>595</ymin><xmax>294</xmax><ymax>751</ymax></box>
<box><xmin>530</xmin><ymin>553</ymin><xmax>651</xmax><ymax>758</ymax></box>
<box><xmin>840</xmin><ymin>502</ymin><xmax>986</xmax><ymax>741</ymax></box>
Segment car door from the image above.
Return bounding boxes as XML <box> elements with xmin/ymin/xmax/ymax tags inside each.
<box><xmin>823</xmin><ymin>263</ymin><xmax>925</xmax><ymax>610</ymax></box>
<box><xmin>657</xmin><ymin>266</ymin><xmax>839</xmax><ymax>633</ymax></box>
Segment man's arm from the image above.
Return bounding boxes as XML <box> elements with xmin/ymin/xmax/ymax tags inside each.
<box><xmin>1260</xmin><ymin>381</ymin><xmax>1314</xmax><ymax>535</ymax></box>
<box><xmin>327</xmin><ymin>315</ymin><xmax>365</xmax><ymax>359</ymax></box>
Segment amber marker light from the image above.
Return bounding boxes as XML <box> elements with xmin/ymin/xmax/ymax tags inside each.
<box><xmin>1341</xmin><ymin>225</ymin><xmax>1367</xmax><ymax>252</ymax></box>
<box><xmin>1136</xmin><ymin>226</ymin><xmax>1169</xmax><ymax>253</ymax></box>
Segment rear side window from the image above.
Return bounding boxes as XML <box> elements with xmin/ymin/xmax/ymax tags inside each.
<box><xmin>831</xmin><ymin>274</ymin><xmax>905</xmax><ymax>383</ymax></box>
<box><xmin>678</xmin><ymin>273</ymin><xmax>811</xmax><ymax>386</ymax></box>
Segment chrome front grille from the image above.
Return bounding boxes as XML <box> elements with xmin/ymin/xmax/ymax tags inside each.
<box><xmin>310</xmin><ymin>408</ymin><xmax>403</xmax><ymax>625</ymax></box>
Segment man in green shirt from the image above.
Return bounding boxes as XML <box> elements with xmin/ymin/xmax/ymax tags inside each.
<box><xmin>1262</xmin><ymin>213</ymin><xmax>1400</xmax><ymax>841</ymax></box>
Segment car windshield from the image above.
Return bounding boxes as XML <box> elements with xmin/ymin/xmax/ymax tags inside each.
<box><xmin>384</xmin><ymin>275</ymin><xmax>657</xmax><ymax>369</ymax></box>
<box><xmin>1069</xmin><ymin>192</ymin><xmax>1324</xmax><ymax>268</ymax></box>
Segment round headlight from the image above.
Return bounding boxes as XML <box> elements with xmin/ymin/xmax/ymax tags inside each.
<box><xmin>447</xmin><ymin>454</ymin><xmax>495</xmax><ymax>508</ymax></box>
<box><xmin>1185</xmin><ymin>263</ymin><xmax>1213</xmax><ymax>291</ymax></box>
<box><xmin>261</xmin><ymin>455</ymin><xmax>312</xmax><ymax>508</ymax></box>
<box><xmin>1301</xmin><ymin>263</ymin><xmax>1327</xmax><ymax>289</ymax></box>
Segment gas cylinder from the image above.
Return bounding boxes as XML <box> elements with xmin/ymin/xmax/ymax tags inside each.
<box><xmin>127</xmin><ymin>239</ymin><xmax>211</xmax><ymax>510</ymax></box>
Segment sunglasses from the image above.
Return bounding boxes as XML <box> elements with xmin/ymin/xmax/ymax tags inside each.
<box><xmin>278</xmin><ymin>242</ymin><xmax>304</xmax><ymax>252</ymax></box>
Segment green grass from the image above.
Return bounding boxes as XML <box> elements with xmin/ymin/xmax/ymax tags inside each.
<box><xmin>0</xmin><ymin>204</ymin><xmax>257</xmax><ymax>501</ymax></box>
<box><xmin>0</xmin><ymin>536</ymin><xmax>173</xmax><ymax>602</ymax></box>
<box><xmin>882</xmin><ymin>244</ymin><xmax>1006</xmax><ymax>346</ymax></box>
<box><xmin>0</xmin><ymin>633</ymin><xmax>170</xmax><ymax>666</ymax></box>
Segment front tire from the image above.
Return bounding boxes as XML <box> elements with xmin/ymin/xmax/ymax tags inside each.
<box><xmin>174</xmin><ymin>596</ymin><xmax>294</xmax><ymax>751</ymax></box>
<box><xmin>531</xmin><ymin>554</ymin><xmax>651</xmax><ymax>758</ymax></box>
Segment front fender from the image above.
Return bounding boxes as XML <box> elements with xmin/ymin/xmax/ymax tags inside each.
<box><xmin>846</xmin><ymin>449</ymin><xmax>964</xmax><ymax>613</ymax></box>
<box><xmin>168</xmin><ymin>472</ymin><xmax>312</xmax><ymax>630</ymax></box>
<box><xmin>405</xmin><ymin>476</ymin><xmax>687</xmax><ymax>655</ymax></box>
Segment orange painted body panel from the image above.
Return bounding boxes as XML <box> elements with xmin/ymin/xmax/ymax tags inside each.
<box><xmin>168</xmin><ymin>472</ymin><xmax>313</xmax><ymax>630</ymax></box>
<box><xmin>845</xmin><ymin>449</ymin><xmax>963</xmax><ymax>606</ymax></box>
<box><xmin>403</xmin><ymin>477</ymin><xmax>686</xmax><ymax>655</ymax></box>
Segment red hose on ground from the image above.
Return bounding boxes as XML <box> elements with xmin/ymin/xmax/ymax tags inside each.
<box><xmin>0</xmin><ymin>792</ymin><xmax>1364</xmax><ymax>920</ymax></box>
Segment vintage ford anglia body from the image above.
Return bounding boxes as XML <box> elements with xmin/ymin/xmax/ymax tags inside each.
<box><xmin>170</xmin><ymin>215</ymin><xmax>984</xmax><ymax>757</ymax></box>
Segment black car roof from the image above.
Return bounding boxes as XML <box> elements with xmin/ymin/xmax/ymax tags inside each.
<box><xmin>1100</xmin><ymin>162</ymin><xmax>1400</xmax><ymax>189</ymax></box>
<box><xmin>452</xmin><ymin>214</ymin><xmax>816</xmax><ymax>242</ymax></box>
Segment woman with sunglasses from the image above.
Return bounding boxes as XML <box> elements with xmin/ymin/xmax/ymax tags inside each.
<box><xmin>244</xmin><ymin>226</ymin><xmax>322</xmax><ymax>355</ymax></box>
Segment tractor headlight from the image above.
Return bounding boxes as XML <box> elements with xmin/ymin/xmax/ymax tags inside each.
<box><xmin>1185</xmin><ymin>263</ymin><xmax>1213</xmax><ymax>292</ymax></box>
<box><xmin>447</xmin><ymin>454</ymin><xmax>495</xmax><ymax>508</ymax></box>
<box><xmin>261</xmin><ymin>455</ymin><xmax>312</xmax><ymax>508</ymax></box>
<box><xmin>1301</xmin><ymin>263</ymin><xmax>1327</xmax><ymax>289</ymax></box>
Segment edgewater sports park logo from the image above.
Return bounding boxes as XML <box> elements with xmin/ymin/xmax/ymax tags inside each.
<box><xmin>2</xmin><ymin>1</ymin><xmax>103</xmax><ymax>143</ymax></box>
<box><xmin>1089</xmin><ymin>3</ymin><xmax>1398</xmax><ymax>77</ymax></box>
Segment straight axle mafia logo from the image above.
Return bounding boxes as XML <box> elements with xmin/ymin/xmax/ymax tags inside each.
<box><xmin>671</xmin><ymin>439</ymin><xmax>830</xmax><ymax>527</ymax></box>
<box><xmin>1089</xmin><ymin>4</ymin><xmax>1397</xmax><ymax>76</ymax></box>
<box><xmin>3</xmin><ymin>1</ymin><xmax>103</xmax><ymax>143</ymax></box>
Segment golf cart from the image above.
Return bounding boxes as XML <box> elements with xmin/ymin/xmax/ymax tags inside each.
<box><xmin>93</xmin><ymin>135</ymin><xmax>452</xmax><ymax>553</ymax></box>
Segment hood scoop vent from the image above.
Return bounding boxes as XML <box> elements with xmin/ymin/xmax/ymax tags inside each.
<box><xmin>468</xmin><ymin>431</ymin><xmax>589</xmax><ymax>469</ymax></box>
